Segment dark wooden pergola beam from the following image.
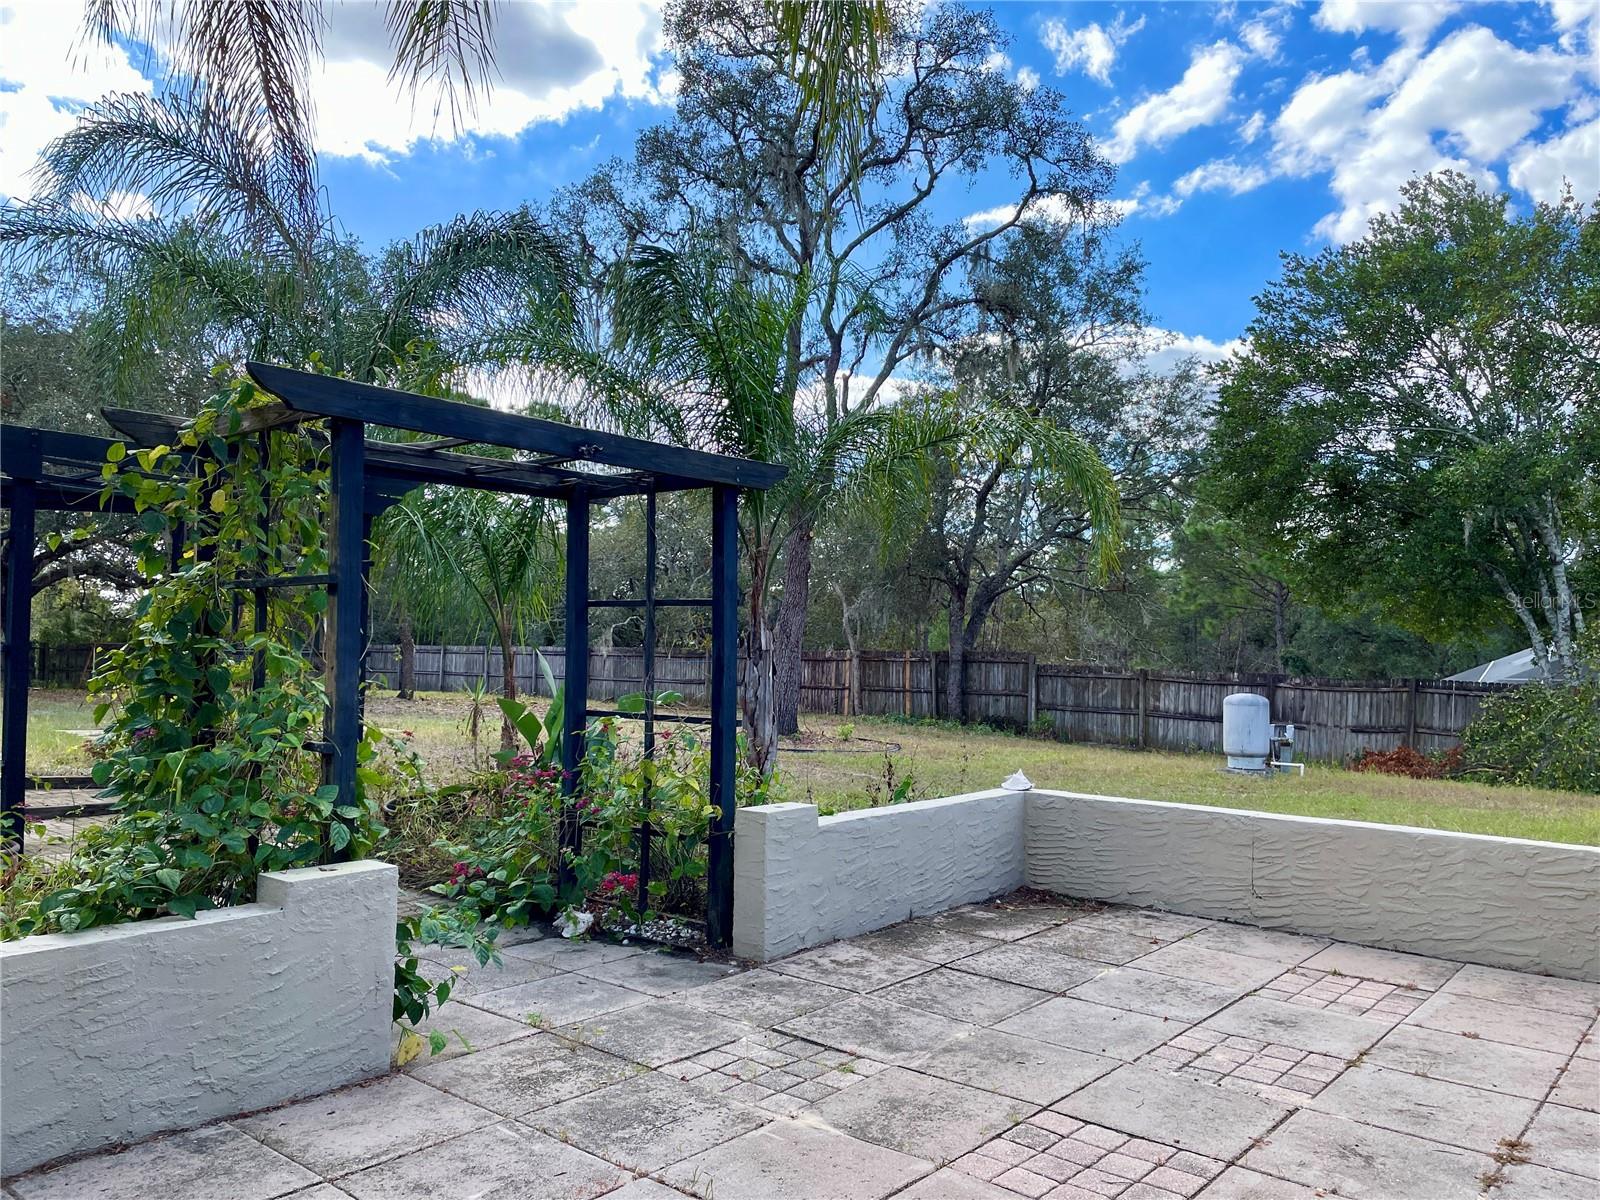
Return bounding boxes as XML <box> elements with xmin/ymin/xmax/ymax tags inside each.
<box><xmin>246</xmin><ymin>362</ymin><xmax>786</xmax><ymax>492</ymax></box>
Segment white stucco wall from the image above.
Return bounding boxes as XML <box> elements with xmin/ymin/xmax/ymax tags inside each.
<box><xmin>1026</xmin><ymin>790</ymin><xmax>1600</xmax><ymax>982</ymax></box>
<box><xmin>732</xmin><ymin>790</ymin><xmax>1026</xmax><ymax>961</ymax></box>
<box><xmin>0</xmin><ymin>860</ymin><xmax>397</xmax><ymax>1177</ymax></box>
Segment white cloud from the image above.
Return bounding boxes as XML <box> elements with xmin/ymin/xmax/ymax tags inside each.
<box><xmin>1041</xmin><ymin>12</ymin><xmax>1145</xmax><ymax>85</ymax></box>
<box><xmin>1144</xmin><ymin>328</ymin><xmax>1246</xmax><ymax>374</ymax></box>
<box><xmin>1102</xmin><ymin>41</ymin><xmax>1246</xmax><ymax>163</ymax></box>
<box><xmin>312</xmin><ymin>1</ymin><xmax>671</xmax><ymax>163</ymax></box>
<box><xmin>1017</xmin><ymin>66</ymin><xmax>1040</xmax><ymax>92</ymax></box>
<box><xmin>1239</xmin><ymin>18</ymin><xmax>1282</xmax><ymax>61</ymax></box>
<box><xmin>1508</xmin><ymin>117</ymin><xmax>1600</xmax><ymax>202</ymax></box>
<box><xmin>1174</xmin><ymin>158</ymin><xmax>1272</xmax><ymax>198</ymax></box>
<box><xmin>963</xmin><ymin>182</ymin><xmax>1148</xmax><ymax>229</ymax></box>
<box><xmin>1314</xmin><ymin>1</ymin><xmax>1460</xmax><ymax>45</ymax></box>
<box><xmin>1544</xmin><ymin>0</ymin><xmax>1599</xmax><ymax>82</ymax></box>
<box><xmin>0</xmin><ymin>3</ymin><xmax>153</xmax><ymax>201</ymax></box>
<box><xmin>963</xmin><ymin>193</ymin><xmax>1092</xmax><ymax>229</ymax></box>
<box><xmin>1273</xmin><ymin>25</ymin><xmax>1583</xmax><ymax>241</ymax></box>
<box><xmin>1239</xmin><ymin>110</ymin><xmax>1267</xmax><ymax>143</ymax></box>
<box><xmin>0</xmin><ymin>1</ymin><xmax>673</xmax><ymax>195</ymax></box>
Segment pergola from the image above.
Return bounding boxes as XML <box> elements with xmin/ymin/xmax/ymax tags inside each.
<box><xmin>0</xmin><ymin>362</ymin><xmax>784</xmax><ymax>946</ymax></box>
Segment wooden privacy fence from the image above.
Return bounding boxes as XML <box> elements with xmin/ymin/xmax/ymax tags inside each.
<box><xmin>359</xmin><ymin>644</ymin><xmax>1515</xmax><ymax>763</ymax></box>
<box><xmin>35</xmin><ymin>641</ymin><xmax>1514</xmax><ymax>763</ymax></box>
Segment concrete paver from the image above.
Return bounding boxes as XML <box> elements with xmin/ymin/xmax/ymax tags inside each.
<box><xmin>950</xmin><ymin>943</ymin><xmax>1106</xmax><ymax>993</ymax></box>
<box><xmin>1308</xmin><ymin>1062</ymin><xmax>1538</xmax><ymax>1152</ymax></box>
<box><xmin>1522</xmin><ymin>1102</ymin><xmax>1600</xmax><ymax>1178</ymax></box>
<box><xmin>234</xmin><ymin>1075</ymin><xmax>498</xmax><ymax>1178</ymax></box>
<box><xmin>660</xmin><ymin>1115</ymin><xmax>933</xmax><ymax>1199</ymax></box>
<box><xmin>1241</xmin><ymin>1108</ymin><xmax>1495</xmax><ymax>1198</ymax></box>
<box><xmin>848</xmin><ymin>920</ymin><xmax>998</xmax><ymax>965</ymax></box>
<box><xmin>525</xmin><ymin>1071</ymin><xmax>768</xmax><ymax>1172</ymax></box>
<box><xmin>680</xmin><ymin>967</ymin><xmax>851</xmax><ymax>1025</ymax></box>
<box><xmin>1066</xmin><ymin>966</ymin><xmax>1247</xmax><ymax>1023</ymax></box>
<box><xmin>765</xmin><ymin>939</ymin><xmax>936</xmax><ymax>990</ymax></box>
<box><xmin>1363</xmin><ymin>1022</ymin><xmax>1570</xmax><ymax>1099</ymax></box>
<box><xmin>7</xmin><ymin>1125</ymin><xmax>318</xmax><ymax>1200</ymax></box>
<box><xmin>393</xmin><ymin>996</ymin><xmax>538</xmax><ymax>1065</ymax></box>
<box><xmin>334</xmin><ymin>1123</ymin><xmax>627</xmax><ymax>1199</ymax></box>
<box><xmin>875</xmin><ymin>966</ymin><xmax>1053</xmax><ymax>1025</ymax></box>
<box><xmin>409</xmin><ymin>1033</ymin><xmax>640</xmax><ymax>1117</ymax></box>
<box><xmin>467</xmin><ymin>973</ymin><xmax>651</xmax><ymax>1027</ymax></box>
<box><xmin>777</xmin><ymin>993</ymin><xmax>975</xmax><ymax>1064</ymax></box>
<box><xmin>582</xmin><ymin>952</ymin><xmax>742</xmax><ymax>997</ymax></box>
<box><xmin>1017</xmin><ymin>923</ymin><xmax>1158</xmax><ymax>964</ymax></box>
<box><xmin>555</xmin><ymin>999</ymin><xmax>759</xmax><ymax>1068</ymax></box>
<box><xmin>11</xmin><ymin>896</ymin><xmax>1590</xmax><ymax>1200</ymax></box>
<box><xmin>1404</xmin><ymin>989</ymin><xmax>1593</xmax><ymax>1055</ymax></box>
<box><xmin>1196</xmin><ymin>994</ymin><xmax>1389</xmax><ymax>1059</ymax></box>
<box><xmin>1298</xmin><ymin>943</ymin><xmax>1461</xmax><ymax>990</ymax></box>
<box><xmin>805</xmin><ymin>1066</ymin><xmax>1029</xmax><ymax>1162</ymax></box>
<box><xmin>994</xmin><ymin>996</ymin><xmax>1181</xmax><ymax>1061</ymax></box>
<box><xmin>913</xmin><ymin>1027</ymin><xmax>1118</xmax><ymax>1104</ymax></box>
<box><xmin>1052</xmin><ymin>1063</ymin><xmax>1291</xmax><ymax>1160</ymax></box>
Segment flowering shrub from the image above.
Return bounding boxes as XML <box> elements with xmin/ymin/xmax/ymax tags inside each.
<box><xmin>430</xmin><ymin>711</ymin><xmax>774</xmax><ymax>934</ymax></box>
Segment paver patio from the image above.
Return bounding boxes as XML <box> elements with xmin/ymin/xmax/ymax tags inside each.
<box><xmin>6</xmin><ymin>895</ymin><xmax>1597</xmax><ymax>1200</ymax></box>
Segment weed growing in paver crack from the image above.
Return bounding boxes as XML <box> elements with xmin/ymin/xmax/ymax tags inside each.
<box><xmin>1492</xmin><ymin>1138</ymin><xmax>1531</xmax><ymax>1166</ymax></box>
<box><xmin>680</xmin><ymin>1166</ymin><xmax>715</xmax><ymax>1198</ymax></box>
<box><xmin>1480</xmin><ymin>1165</ymin><xmax>1508</xmax><ymax>1191</ymax></box>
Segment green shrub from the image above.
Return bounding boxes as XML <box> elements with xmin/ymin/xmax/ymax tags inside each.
<box><xmin>1461</xmin><ymin>633</ymin><xmax>1600</xmax><ymax>794</ymax></box>
<box><xmin>431</xmin><ymin>713</ymin><xmax>774</xmax><ymax>931</ymax></box>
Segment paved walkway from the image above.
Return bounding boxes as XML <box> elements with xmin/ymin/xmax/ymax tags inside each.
<box><xmin>7</xmin><ymin>896</ymin><xmax>1597</xmax><ymax>1199</ymax></box>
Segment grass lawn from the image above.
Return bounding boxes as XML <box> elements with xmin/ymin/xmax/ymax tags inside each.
<box><xmin>11</xmin><ymin>688</ymin><xmax>1597</xmax><ymax>846</ymax></box>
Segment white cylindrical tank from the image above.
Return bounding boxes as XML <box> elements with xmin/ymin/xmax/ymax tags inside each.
<box><xmin>1222</xmin><ymin>693</ymin><xmax>1271</xmax><ymax>771</ymax></box>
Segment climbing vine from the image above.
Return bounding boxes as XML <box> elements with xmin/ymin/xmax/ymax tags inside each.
<box><xmin>21</xmin><ymin>372</ymin><xmax>385</xmax><ymax>933</ymax></box>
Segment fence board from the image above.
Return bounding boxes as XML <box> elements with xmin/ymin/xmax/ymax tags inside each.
<box><xmin>33</xmin><ymin>640</ymin><xmax>1519</xmax><ymax>763</ymax></box>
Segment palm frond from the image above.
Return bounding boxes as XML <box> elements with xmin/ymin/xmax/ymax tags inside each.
<box><xmin>366</xmin><ymin>206</ymin><xmax>575</xmax><ymax>379</ymax></box>
<box><xmin>769</xmin><ymin>0</ymin><xmax>893</xmax><ymax>196</ymax></box>
<box><xmin>79</xmin><ymin>0</ymin><xmax>320</xmax><ymax>231</ymax></box>
<box><xmin>30</xmin><ymin>91</ymin><xmax>318</xmax><ymax>254</ymax></box>
<box><xmin>386</xmin><ymin>0</ymin><xmax>502</xmax><ymax>131</ymax></box>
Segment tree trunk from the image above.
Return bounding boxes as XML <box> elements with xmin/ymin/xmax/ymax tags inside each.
<box><xmin>742</xmin><ymin>554</ymin><xmax>779</xmax><ymax>776</ymax></box>
<box><xmin>1271</xmin><ymin>581</ymin><xmax>1288</xmax><ymax>675</ymax></box>
<box><xmin>945</xmin><ymin>596</ymin><xmax>967</xmax><ymax>723</ymax></box>
<box><xmin>397</xmin><ymin>606</ymin><xmax>416</xmax><ymax>700</ymax></box>
<box><xmin>496</xmin><ymin>614</ymin><xmax>518</xmax><ymax>753</ymax></box>
<box><xmin>772</xmin><ymin>520</ymin><xmax>815</xmax><ymax>736</ymax></box>
<box><xmin>743</xmin><ymin>619</ymin><xmax>778</xmax><ymax>776</ymax></box>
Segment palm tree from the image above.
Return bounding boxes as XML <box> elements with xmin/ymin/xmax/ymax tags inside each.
<box><xmin>77</xmin><ymin>1</ymin><xmax>892</xmax><ymax>227</ymax></box>
<box><xmin>1</xmin><ymin>91</ymin><xmax>573</xmax><ymax>406</ymax></box>
<box><xmin>3</xmin><ymin>90</ymin><xmax>578</xmax><ymax>750</ymax></box>
<box><xmin>600</xmin><ymin>245</ymin><xmax>1089</xmax><ymax>772</ymax></box>
<box><xmin>375</xmin><ymin>488</ymin><xmax>562</xmax><ymax>751</ymax></box>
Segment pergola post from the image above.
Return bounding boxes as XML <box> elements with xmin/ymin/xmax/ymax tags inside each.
<box><xmin>323</xmin><ymin>417</ymin><xmax>365</xmax><ymax>860</ymax></box>
<box><xmin>706</xmin><ymin>484</ymin><xmax>739</xmax><ymax>947</ymax></box>
<box><xmin>559</xmin><ymin>487</ymin><xmax>590</xmax><ymax>894</ymax></box>
<box><xmin>1</xmin><ymin>445</ymin><xmax>39</xmax><ymax>851</ymax></box>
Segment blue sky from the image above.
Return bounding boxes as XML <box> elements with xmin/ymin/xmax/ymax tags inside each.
<box><xmin>2</xmin><ymin>1</ymin><xmax>1596</xmax><ymax>357</ymax></box>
